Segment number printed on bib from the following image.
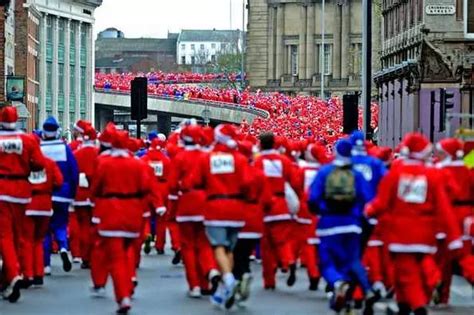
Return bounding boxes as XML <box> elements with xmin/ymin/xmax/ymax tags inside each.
<box><xmin>0</xmin><ymin>138</ymin><xmax>23</xmax><ymax>154</ymax></box>
<box><xmin>397</xmin><ymin>175</ymin><xmax>428</xmax><ymax>204</ymax></box>
<box><xmin>29</xmin><ymin>169</ymin><xmax>47</xmax><ymax>184</ymax></box>
<box><xmin>263</xmin><ymin>159</ymin><xmax>283</xmax><ymax>178</ymax></box>
<box><xmin>150</xmin><ymin>162</ymin><xmax>164</xmax><ymax>177</ymax></box>
<box><xmin>354</xmin><ymin>164</ymin><xmax>373</xmax><ymax>182</ymax></box>
<box><xmin>210</xmin><ymin>154</ymin><xmax>235</xmax><ymax>174</ymax></box>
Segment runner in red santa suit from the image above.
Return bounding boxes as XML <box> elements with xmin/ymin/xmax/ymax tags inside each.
<box><xmin>168</xmin><ymin>124</ymin><xmax>220</xmax><ymax>298</ymax></box>
<box><xmin>141</xmin><ymin>136</ymin><xmax>182</xmax><ymax>263</ymax></box>
<box><xmin>90</xmin><ymin>130</ymin><xmax>152</xmax><ymax>314</ymax></box>
<box><xmin>254</xmin><ymin>132</ymin><xmax>298</xmax><ymax>290</ymax></box>
<box><xmin>72</xmin><ymin>125</ymin><xmax>99</xmax><ymax>269</ymax></box>
<box><xmin>0</xmin><ymin>106</ymin><xmax>45</xmax><ymax>303</ymax></box>
<box><xmin>365</xmin><ymin>133</ymin><xmax>462</xmax><ymax>315</ymax></box>
<box><xmin>292</xmin><ymin>143</ymin><xmax>328</xmax><ymax>291</ymax></box>
<box><xmin>70</xmin><ymin>119</ymin><xmax>90</xmax><ymax>151</ymax></box>
<box><xmin>432</xmin><ymin>137</ymin><xmax>474</xmax><ymax>305</ymax></box>
<box><xmin>22</xmin><ymin>134</ymin><xmax>63</xmax><ymax>288</ymax></box>
<box><xmin>187</xmin><ymin>124</ymin><xmax>250</xmax><ymax>309</ymax></box>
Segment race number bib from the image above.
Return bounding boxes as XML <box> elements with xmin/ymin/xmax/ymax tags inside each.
<box><xmin>0</xmin><ymin>138</ymin><xmax>23</xmax><ymax>155</ymax></box>
<box><xmin>354</xmin><ymin>164</ymin><xmax>373</xmax><ymax>182</ymax></box>
<box><xmin>210</xmin><ymin>154</ymin><xmax>235</xmax><ymax>174</ymax></box>
<box><xmin>28</xmin><ymin>169</ymin><xmax>47</xmax><ymax>184</ymax></box>
<box><xmin>263</xmin><ymin>159</ymin><xmax>283</xmax><ymax>178</ymax></box>
<box><xmin>304</xmin><ymin>169</ymin><xmax>318</xmax><ymax>192</ymax></box>
<box><xmin>79</xmin><ymin>173</ymin><xmax>89</xmax><ymax>188</ymax></box>
<box><xmin>41</xmin><ymin>144</ymin><xmax>67</xmax><ymax>162</ymax></box>
<box><xmin>397</xmin><ymin>175</ymin><xmax>428</xmax><ymax>204</ymax></box>
<box><xmin>150</xmin><ymin>162</ymin><xmax>164</xmax><ymax>177</ymax></box>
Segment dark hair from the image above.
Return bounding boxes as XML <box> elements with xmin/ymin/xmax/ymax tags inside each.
<box><xmin>259</xmin><ymin>132</ymin><xmax>274</xmax><ymax>151</ymax></box>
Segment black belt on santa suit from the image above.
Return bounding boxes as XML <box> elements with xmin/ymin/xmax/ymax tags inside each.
<box><xmin>453</xmin><ymin>200</ymin><xmax>474</xmax><ymax>206</ymax></box>
<box><xmin>99</xmin><ymin>192</ymin><xmax>144</xmax><ymax>199</ymax></box>
<box><xmin>0</xmin><ymin>174</ymin><xmax>28</xmax><ymax>180</ymax></box>
<box><xmin>207</xmin><ymin>193</ymin><xmax>244</xmax><ymax>201</ymax></box>
<box><xmin>273</xmin><ymin>192</ymin><xmax>285</xmax><ymax>197</ymax></box>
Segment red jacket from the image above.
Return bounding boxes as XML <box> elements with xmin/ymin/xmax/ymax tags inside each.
<box><xmin>169</xmin><ymin>145</ymin><xmax>207</xmax><ymax>223</ymax></box>
<box><xmin>73</xmin><ymin>142</ymin><xmax>99</xmax><ymax>207</ymax></box>
<box><xmin>26</xmin><ymin>157</ymin><xmax>63</xmax><ymax>216</ymax></box>
<box><xmin>0</xmin><ymin>130</ymin><xmax>45</xmax><ymax>204</ymax></box>
<box><xmin>366</xmin><ymin>159</ymin><xmax>462</xmax><ymax>254</ymax></box>
<box><xmin>294</xmin><ymin>160</ymin><xmax>320</xmax><ymax>225</ymax></box>
<box><xmin>188</xmin><ymin>144</ymin><xmax>250</xmax><ymax>227</ymax></box>
<box><xmin>141</xmin><ymin>149</ymin><xmax>171</xmax><ymax>205</ymax></box>
<box><xmin>254</xmin><ymin>150</ymin><xmax>295</xmax><ymax>223</ymax></box>
<box><xmin>91</xmin><ymin>150</ymin><xmax>152</xmax><ymax>238</ymax></box>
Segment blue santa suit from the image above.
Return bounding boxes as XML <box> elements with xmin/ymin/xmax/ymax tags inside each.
<box><xmin>40</xmin><ymin>117</ymin><xmax>79</xmax><ymax>266</ymax></box>
<box><xmin>307</xmin><ymin>152</ymin><xmax>371</xmax><ymax>293</ymax></box>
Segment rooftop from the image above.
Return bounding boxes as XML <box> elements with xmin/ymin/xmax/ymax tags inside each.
<box><xmin>178</xmin><ymin>29</ymin><xmax>241</xmax><ymax>43</ymax></box>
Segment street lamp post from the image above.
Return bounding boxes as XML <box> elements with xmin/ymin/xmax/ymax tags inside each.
<box><xmin>320</xmin><ymin>0</ymin><xmax>325</xmax><ymax>98</ymax></box>
<box><xmin>362</xmin><ymin>0</ymin><xmax>372</xmax><ymax>139</ymax></box>
<box><xmin>241</xmin><ymin>0</ymin><xmax>245</xmax><ymax>89</ymax></box>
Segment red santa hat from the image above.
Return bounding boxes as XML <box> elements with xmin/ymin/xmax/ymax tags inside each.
<box><xmin>0</xmin><ymin>106</ymin><xmax>18</xmax><ymax>130</ymax></box>
<box><xmin>436</xmin><ymin>138</ymin><xmax>464</xmax><ymax>159</ymax></box>
<box><xmin>214</xmin><ymin>124</ymin><xmax>238</xmax><ymax>149</ymax></box>
<box><xmin>83</xmin><ymin>125</ymin><xmax>97</xmax><ymax>141</ymax></box>
<box><xmin>305</xmin><ymin>143</ymin><xmax>329</xmax><ymax>163</ymax></box>
<box><xmin>74</xmin><ymin>120</ymin><xmax>91</xmax><ymax>134</ymax></box>
<box><xmin>238</xmin><ymin>140</ymin><xmax>254</xmax><ymax>158</ymax></box>
<box><xmin>127</xmin><ymin>137</ymin><xmax>141</xmax><ymax>153</ymax></box>
<box><xmin>98</xmin><ymin>122</ymin><xmax>117</xmax><ymax>148</ymax></box>
<box><xmin>112</xmin><ymin>130</ymin><xmax>129</xmax><ymax>150</ymax></box>
<box><xmin>400</xmin><ymin>133</ymin><xmax>432</xmax><ymax>160</ymax></box>
<box><xmin>201</xmin><ymin>126</ymin><xmax>215</xmax><ymax>147</ymax></box>
<box><xmin>180</xmin><ymin>125</ymin><xmax>203</xmax><ymax>144</ymax></box>
<box><xmin>150</xmin><ymin>137</ymin><xmax>166</xmax><ymax>150</ymax></box>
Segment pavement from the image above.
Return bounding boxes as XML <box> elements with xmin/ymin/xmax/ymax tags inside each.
<box><xmin>1</xmin><ymin>251</ymin><xmax>473</xmax><ymax>315</ymax></box>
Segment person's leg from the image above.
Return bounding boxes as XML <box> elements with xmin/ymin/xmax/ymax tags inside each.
<box><xmin>318</xmin><ymin>235</ymin><xmax>344</xmax><ymax>287</ymax></box>
<box><xmin>178</xmin><ymin>222</ymin><xmax>200</xmax><ymax>290</ymax></box>
<box><xmin>21</xmin><ymin>215</ymin><xmax>36</xmax><ymax>281</ymax></box>
<box><xmin>155</xmin><ymin>215</ymin><xmax>166</xmax><ymax>252</ymax></box>
<box><xmin>34</xmin><ymin>217</ymin><xmax>50</xmax><ymax>280</ymax></box>
<box><xmin>90</xmin><ymin>227</ymin><xmax>108</xmax><ymax>289</ymax></box>
<box><xmin>75</xmin><ymin>207</ymin><xmax>93</xmax><ymax>266</ymax></box>
<box><xmin>233</xmin><ymin>239</ymin><xmax>248</xmax><ymax>281</ymax></box>
<box><xmin>68</xmin><ymin>210</ymin><xmax>81</xmax><ymax>260</ymax></box>
<box><xmin>261</xmin><ymin>226</ymin><xmax>278</xmax><ymax>288</ymax></box>
<box><xmin>168</xmin><ymin>221</ymin><xmax>181</xmax><ymax>252</ymax></box>
<box><xmin>52</xmin><ymin>202</ymin><xmax>69</xmax><ymax>251</ymax></box>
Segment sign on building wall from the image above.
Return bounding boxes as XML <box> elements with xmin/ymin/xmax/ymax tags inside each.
<box><xmin>425</xmin><ymin>5</ymin><xmax>455</xmax><ymax>15</ymax></box>
<box><xmin>6</xmin><ymin>76</ymin><xmax>25</xmax><ymax>102</ymax></box>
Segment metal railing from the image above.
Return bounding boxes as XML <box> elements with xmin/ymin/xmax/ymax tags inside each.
<box><xmin>95</xmin><ymin>88</ymin><xmax>270</xmax><ymax>119</ymax></box>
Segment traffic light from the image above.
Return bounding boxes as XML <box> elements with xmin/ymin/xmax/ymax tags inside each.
<box><xmin>439</xmin><ymin>88</ymin><xmax>455</xmax><ymax>132</ymax></box>
<box><xmin>0</xmin><ymin>0</ymin><xmax>10</xmax><ymax>6</ymax></box>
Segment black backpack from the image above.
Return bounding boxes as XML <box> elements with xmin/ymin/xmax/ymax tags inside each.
<box><xmin>324</xmin><ymin>165</ymin><xmax>356</xmax><ymax>212</ymax></box>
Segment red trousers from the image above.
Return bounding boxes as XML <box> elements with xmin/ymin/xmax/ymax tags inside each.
<box><xmin>178</xmin><ymin>222</ymin><xmax>216</xmax><ymax>290</ymax></box>
<box><xmin>262</xmin><ymin>221</ymin><xmax>295</xmax><ymax>287</ymax></box>
<box><xmin>101</xmin><ymin>237</ymin><xmax>133</xmax><ymax>302</ymax></box>
<box><xmin>155</xmin><ymin>218</ymin><xmax>181</xmax><ymax>251</ymax></box>
<box><xmin>69</xmin><ymin>211</ymin><xmax>81</xmax><ymax>259</ymax></box>
<box><xmin>21</xmin><ymin>215</ymin><xmax>50</xmax><ymax>279</ymax></box>
<box><xmin>290</xmin><ymin>223</ymin><xmax>319</xmax><ymax>279</ymax></box>
<box><xmin>363</xmin><ymin>243</ymin><xmax>394</xmax><ymax>288</ymax></box>
<box><xmin>90</xmin><ymin>226</ymin><xmax>108</xmax><ymax>288</ymax></box>
<box><xmin>0</xmin><ymin>201</ymin><xmax>25</xmax><ymax>284</ymax></box>
<box><xmin>392</xmin><ymin>253</ymin><xmax>440</xmax><ymax>310</ymax></box>
<box><xmin>75</xmin><ymin>207</ymin><xmax>93</xmax><ymax>263</ymax></box>
<box><xmin>435</xmin><ymin>239</ymin><xmax>453</xmax><ymax>304</ymax></box>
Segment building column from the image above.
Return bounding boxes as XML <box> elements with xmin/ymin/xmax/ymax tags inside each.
<box><xmin>267</xmin><ymin>5</ymin><xmax>276</xmax><ymax>80</ymax></box>
<box><xmin>39</xmin><ymin>13</ymin><xmax>48</xmax><ymax>123</ymax></box>
<box><xmin>86</xmin><ymin>23</ymin><xmax>93</xmax><ymax>122</ymax></box>
<box><xmin>52</xmin><ymin>16</ymin><xmax>59</xmax><ymax>118</ymax></box>
<box><xmin>353</xmin><ymin>43</ymin><xmax>360</xmax><ymax>78</ymax></box>
<box><xmin>75</xmin><ymin>22</ymin><xmax>82</xmax><ymax>123</ymax></box>
<box><xmin>341</xmin><ymin>2</ymin><xmax>351</xmax><ymax>79</ymax></box>
<box><xmin>64</xmin><ymin>19</ymin><xmax>71</xmax><ymax>130</ymax></box>
<box><xmin>333</xmin><ymin>5</ymin><xmax>342</xmax><ymax>80</ymax></box>
<box><xmin>306</xmin><ymin>4</ymin><xmax>315</xmax><ymax>80</ymax></box>
<box><xmin>298</xmin><ymin>5</ymin><xmax>307</xmax><ymax>79</ymax></box>
<box><xmin>275</xmin><ymin>4</ymin><xmax>284</xmax><ymax>79</ymax></box>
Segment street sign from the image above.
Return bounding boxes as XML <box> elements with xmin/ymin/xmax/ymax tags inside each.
<box><xmin>426</xmin><ymin>5</ymin><xmax>455</xmax><ymax>15</ymax></box>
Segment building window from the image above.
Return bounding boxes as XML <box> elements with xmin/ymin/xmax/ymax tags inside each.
<box><xmin>58</xmin><ymin>64</ymin><xmax>64</xmax><ymax>93</ymax></box>
<box><xmin>324</xmin><ymin>44</ymin><xmax>332</xmax><ymax>75</ymax></box>
<box><xmin>181</xmin><ymin>44</ymin><xmax>185</xmax><ymax>50</ymax></box>
<box><xmin>181</xmin><ymin>56</ymin><xmax>186</xmax><ymax>64</ymax></box>
<box><xmin>58</xmin><ymin>19</ymin><xmax>65</xmax><ymax>45</ymax></box>
<box><xmin>211</xmin><ymin>43</ymin><xmax>216</xmax><ymax>49</ymax></box>
<box><xmin>46</xmin><ymin>16</ymin><xmax>53</xmax><ymax>42</ymax></box>
<box><xmin>211</xmin><ymin>55</ymin><xmax>216</xmax><ymax>63</ymax></box>
<box><xmin>468</xmin><ymin>1</ymin><xmax>474</xmax><ymax>34</ymax></box>
<box><xmin>46</xmin><ymin>62</ymin><xmax>53</xmax><ymax>93</ymax></box>
<box><xmin>191</xmin><ymin>56</ymin><xmax>195</xmax><ymax>64</ymax></box>
<box><xmin>290</xmin><ymin>45</ymin><xmax>298</xmax><ymax>76</ymax></box>
<box><xmin>191</xmin><ymin>44</ymin><xmax>195</xmax><ymax>50</ymax></box>
<box><xmin>200</xmin><ymin>44</ymin><xmax>205</xmax><ymax>50</ymax></box>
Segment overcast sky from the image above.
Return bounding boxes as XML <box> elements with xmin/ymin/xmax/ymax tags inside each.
<box><xmin>94</xmin><ymin>0</ymin><xmax>246</xmax><ymax>38</ymax></box>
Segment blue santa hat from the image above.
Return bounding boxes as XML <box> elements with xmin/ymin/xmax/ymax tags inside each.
<box><xmin>42</xmin><ymin>116</ymin><xmax>61</xmax><ymax>139</ymax></box>
<box><xmin>148</xmin><ymin>130</ymin><xmax>158</xmax><ymax>141</ymax></box>
<box><xmin>349</xmin><ymin>130</ymin><xmax>366</xmax><ymax>153</ymax></box>
<box><xmin>334</xmin><ymin>139</ymin><xmax>353</xmax><ymax>166</ymax></box>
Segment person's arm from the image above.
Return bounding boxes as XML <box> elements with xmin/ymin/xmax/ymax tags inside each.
<box><xmin>66</xmin><ymin>145</ymin><xmax>79</xmax><ymax>198</ymax></box>
<box><xmin>51</xmin><ymin>161</ymin><xmax>64</xmax><ymax>190</ymax></box>
<box><xmin>365</xmin><ymin>170</ymin><xmax>396</xmax><ymax>218</ymax></box>
<box><xmin>28</xmin><ymin>136</ymin><xmax>46</xmax><ymax>172</ymax></box>
<box><xmin>307</xmin><ymin>169</ymin><xmax>326</xmax><ymax>215</ymax></box>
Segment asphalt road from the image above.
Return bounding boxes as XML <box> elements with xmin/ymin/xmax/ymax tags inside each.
<box><xmin>1</xmin><ymin>251</ymin><xmax>473</xmax><ymax>315</ymax></box>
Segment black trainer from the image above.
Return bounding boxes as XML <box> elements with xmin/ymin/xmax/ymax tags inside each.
<box><xmin>286</xmin><ymin>264</ymin><xmax>297</xmax><ymax>287</ymax></box>
<box><xmin>60</xmin><ymin>251</ymin><xmax>72</xmax><ymax>272</ymax></box>
<box><xmin>171</xmin><ymin>250</ymin><xmax>182</xmax><ymax>265</ymax></box>
<box><xmin>33</xmin><ymin>276</ymin><xmax>44</xmax><ymax>286</ymax></box>
<box><xmin>309</xmin><ymin>277</ymin><xmax>320</xmax><ymax>291</ymax></box>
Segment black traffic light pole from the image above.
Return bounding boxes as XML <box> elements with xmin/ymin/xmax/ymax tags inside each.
<box><xmin>430</xmin><ymin>91</ymin><xmax>435</xmax><ymax>142</ymax></box>
<box><xmin>362</xmin><ymin>0</ymin><xmax>372</xmax><ymax>140</ymax></box>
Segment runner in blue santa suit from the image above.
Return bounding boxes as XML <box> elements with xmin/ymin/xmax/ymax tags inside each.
<box><xmin>40</xmin><ymin>116</ymin><xmax>79</xmax><ymax>273</ymax></box>
<box><xmin>307</xmin><ymin>139</ymin><xmax>373</xmax><ymax>312</ymax></box>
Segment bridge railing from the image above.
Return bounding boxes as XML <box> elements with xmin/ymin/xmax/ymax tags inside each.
<box><xmin>95</xmin><ymin>88</ymin><xmax>270</xmax><ymax>119</ymax></box>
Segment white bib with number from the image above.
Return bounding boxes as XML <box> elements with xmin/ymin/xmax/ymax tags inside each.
<box><xmin>79</xmin><ymin>173</ymin><xmax>89</xmax><ymax>188</ymax></box>
<box><xmin>29</xmin><ymin>169</ymin><xmax>47</xmax><ymax>184</ymax></box>
<box><xmin>41</xmin><ymin>144</ymin><xmax>67</xmax><ymax>162</ymax></box>
<box><xmin>397</xmin><ymin>175</ymin><xmax>428</xmax><ymax>204</ymax></box>
<box><xmin>210</xmin><ymin>154</ymin><xmax>235</xmax><ymax>174</ymax></box>
<box><xmin>150</xmin><ymin>162</ymin><xmax>164</xmax><ymax>177</ymax></box>
<box><xmin>0</xmin><ymin>138</ymin><xmax>23</xmax><ymax>155</ymax></box>
<box><xmin>263</xmin><ymin>159</ymin><xmax>283</xmax><ymax>178</ymax></box>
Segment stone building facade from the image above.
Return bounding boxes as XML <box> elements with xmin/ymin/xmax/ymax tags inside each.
<box><xmin>246</xmin><ymin>0</ymin><xmax>381</xmax><ymax>97</ymax></box>
<box><xmin>375</xmin><ymin>0</ymin><xmax>474</xmax><ymax>147</ymax></box>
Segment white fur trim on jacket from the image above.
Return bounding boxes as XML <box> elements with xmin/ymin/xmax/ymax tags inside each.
<box><xmin>25</xmin><ymin>209</ymin><xmax>53</xmax><ymax>217</ymax></box>
<box><xmin>388</xmin><ymin>243</ymin><xmax>437</xmax><ymax>254</ymax></box>
<box><xmin>367</xmin><ymin>240</ymin><xmax>384</xmax><ymax>247</ymax></box>
<box><xmin>238</xmin><ymin>232</ymin><xmax>262</xmax><ymax>239</ymax></box>
<box><xmin>0</xmin><ymin>195</ymin><xmax>31</xmax><ymax>204</ymax></box>
<box><xmin>176</xmin><ymin>215</ymin><xmax>204</xmax><ymax>223</ymax></box>
<box><xmin>52</xmin><ymin>196</ymin><xmax>74</xmax><ymax>203</ymax></box>
<box><xmin>168</xmin><ymin>194</ymin><xmax>179</xmax><ymax>201</ymax></box>
<box><xmin>204</xmin><ymin>220</ymin><xmax>245</xmax><ymax>228</ymax></box>
<box><xmin>295</xmin><ymin>217</ymin><xmax>313</xmax><ymax>225</ymax></box>
<box><xmin>91</xmin><ymin>217</ymin><xmax>101</xmax><ymax>224</ymax></box>
<box><xmin>317</xmin><ymin>225</ymin><xmax>363</xmax><ymax>237</ymax></box>
<box><xmin>73</xmin><ymin>200</ymin><xmax>94</xmax><ymax>207</ymax></box>
<box><xmin>307</xmin><ymin>238</ymin><xmax>320</xmax><ymax>245</ymax></box>
<box><xmin>448</xmin><ymin>239</ymin><xmax>463</xmax><ymax>250</ymax></box>
<box><xmin>263</xmin><ymin>214</ymin><xmax>292</xmax><ymax>223</ymax></box>
<box><xmin>98</xmin><ymin>230</ymin><xmax>140</xmax><ymax>238</ymax></box>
